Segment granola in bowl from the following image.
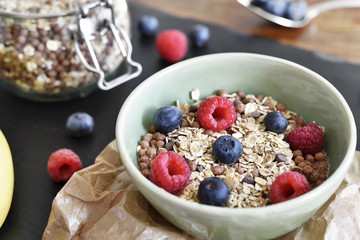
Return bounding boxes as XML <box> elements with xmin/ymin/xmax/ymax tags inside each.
<box><xmin>136</xmin><ymin>89</ymin><xmax>329</xmax><ymax>208</ymax></box>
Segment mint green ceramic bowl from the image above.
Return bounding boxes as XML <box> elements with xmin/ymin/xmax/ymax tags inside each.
<box><xmin>116</xmin><ymin>53</ymin><xmax>356</xmax><ymax>240</ymax></box>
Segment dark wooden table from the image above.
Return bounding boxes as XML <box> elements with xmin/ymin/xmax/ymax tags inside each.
<box><xmin>129</xmin><ymin>0</ymin><xmax>360</xmax><ymax>64</ymax></box>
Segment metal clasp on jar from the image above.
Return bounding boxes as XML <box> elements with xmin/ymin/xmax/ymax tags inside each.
<box><xmin>75</xmin><ymin>0</ymin><xmax>142</xmax><ymax>90</ymax></box>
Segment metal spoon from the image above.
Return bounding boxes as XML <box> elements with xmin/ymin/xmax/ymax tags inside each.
<box><xmin>237</xmin><ymin>0</ymin><xmax>360</xmax><ymax>28</ymax></box>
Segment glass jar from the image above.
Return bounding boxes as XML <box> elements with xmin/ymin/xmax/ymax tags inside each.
<box><xmin>0</xmin><ymin>0</ymin><xmax>142</xmax><ymax>101</ymax></box>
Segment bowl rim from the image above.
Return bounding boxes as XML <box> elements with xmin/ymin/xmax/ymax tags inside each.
<box><xmin>116</xmin><ymin>52</ymin><xmax>357</xmax><ymax>216</ymax></box>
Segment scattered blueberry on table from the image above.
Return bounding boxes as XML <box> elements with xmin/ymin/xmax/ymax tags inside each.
<box><xmin>66</xmin><ymin>112</ymin><xmax>94</xmax><ymax>138</ymax></box>
<box><xmin>190</xmin><ymin>24</ymin><xmax>210</xmax><ymax>48</ymax></box>
<box><xmin>138</xmin><ymin>15</ymin><xmax>159</xmax><ymax>36</ymax></box>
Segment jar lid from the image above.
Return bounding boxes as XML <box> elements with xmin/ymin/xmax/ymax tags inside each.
<box><xmin>0</xmin><ymin>0</ymin><xmax>101</xmax><ymax>19</ymax></box>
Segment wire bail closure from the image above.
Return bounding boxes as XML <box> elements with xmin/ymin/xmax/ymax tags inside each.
<box><xmin>75</xmin><ymin>0</ymin><xmax>142</xmax><ymax>90</ymax></box>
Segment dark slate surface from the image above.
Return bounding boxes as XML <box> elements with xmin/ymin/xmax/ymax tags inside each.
<box><xmin>0</xmin><ymin>2</ymin><xmax>359</xmax><ymax>239</ymax></box>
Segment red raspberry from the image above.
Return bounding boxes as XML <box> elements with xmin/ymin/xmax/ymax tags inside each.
<box><xmin>150</xmin><ymin>151</ymin><xmax>190</xmax><ymax>194</ymax></box>
<box><xmin>197</xmin><ymin>96</ymin><xmax>236</xmax><ymax>132</ymax></box>
<box><xmin>156</xmin><ymin>29</ymin><xmax>188</xmax><ymax>63</ymax></box>
<box><xmin>47</xmin><ymin>149</ymin><xmax>82</xmax><ymax>182</ymax></box>
<box><xmin>270</xmin><ymin>172</ymin><xmax>310</xmax><ymax>204</ymax></box>
<box><xmin>287</xmin><ymin>122</ymin><xmax>324</xmax><ymax>155</ymax></box>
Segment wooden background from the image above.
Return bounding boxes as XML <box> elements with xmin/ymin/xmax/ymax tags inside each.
<box><xmin>129</xmin><ymin>0</ymin><xmax>360</xmax><ymax>64</ymax></box>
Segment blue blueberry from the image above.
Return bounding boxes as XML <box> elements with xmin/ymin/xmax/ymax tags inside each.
<box><xmin>285</xmin><ymin>0</ymin><xmax>308</xmax><ymax>20</ymax></box>
<box><xmin>198</xmin><ymin>177</ymin><xmax>230</xmax><ymax>206</ymax></box>
<box><xmin>213</xmin><ymin>135</ymin><xmax>242</xmax><ymax>164</ymax></box>
<box><xmin>190</xmin><ymin>24</ymin><xmax>210</xmax><ymax>48</ymax></box>
<box><xmin>264</xmin><ymin>111</ymin><xmax>288</xmax><ymax>134</ymax></box>
<box><xmin>138</xmin><ymin>15</ymin><xmax>159</xmax><ymax>37</ymax></box>
<box><xmin>262</xmin><ymin>0</ymin><xmax>289</xmax><ymax>17</ymax></box>
<box><xmin>66</xmin><ymin>112</ymin><xmax>94</xmax><ymax>138</ymax></box>
<box><xmin>153</xmin><ymin>106</ymin><xmax>183</xmax><ymax>133</ymax></box>
<box><xmin>252</xmin><ymin>0</ymin><xmax>267</xmax><ymax>7</ymax></box>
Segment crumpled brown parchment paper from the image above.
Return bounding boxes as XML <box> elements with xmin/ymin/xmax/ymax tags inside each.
<box><xmin>42</xmin><ymin>140</ymin><xmax>360</xmax><ymax>240</ymax></box>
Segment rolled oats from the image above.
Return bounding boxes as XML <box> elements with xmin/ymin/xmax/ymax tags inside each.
<box><xmin>137</xmin><ymin>89</ymin><xmax>329</xmax><ymax>208</ymax></box>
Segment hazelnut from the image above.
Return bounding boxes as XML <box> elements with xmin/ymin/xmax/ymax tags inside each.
<box><xmin>141</xmin><ymin>169</ymin><xmax>150</xmax><ymax>178</ymax></box>
<box><xmin>293</xmin><ymin>150</ymin><xmax>303</xmax><ymax>158</ymax></box>
<box><xmin>256</xmin><ymin>94</ymin><xmax>264</xmax><ymax>102</ymax></box>
<box><xmin>155</xmin><ymin>140</ymin><xmax>165</xmax><ymax>148</ymax></box>
<box><xmin>149</xmin><ymin>140</ymin><xmax>157</xmax><ymax>147</ymax></box>
<box><xmin>296</xmin><ymin>118</ymin><xmax>305</xmax><ymax>127</ymax></box>
<box><xmin>263</xmin><ymin>102</ymin><xmax>274</xmax><ymax>110</ymax></box>
<box><xmin>148</xmin><ymin>124</ymin><xmax>156</xmax><ymax>133</ymax></box>
<box><xmin>139</xmin><ymin>163</ymin><xmax>148</xmax><ymax>170</ymax></box>
<box><xmin>236</xmin><ymin>167</ymin><xmax>245</xmax><ymax>174</ymax></box>
<box><xmin>302</xmin><ymin>165</ymin><xmax>314</xmax><ymax>175</ymax></box>
<box><xmin>146</xmin><ymin>147</ymin><xmax>157</xmax><ymax>158</ymax></box>
<box><xmin>138</xmin><ymin>148</ymin><xmax>146</xmax><ymax>157</ymax></box>
<box><xmin>187</xmin><ymin>160</ymin><xmax>197</xmax><ymax>172</ymax></box>
<box><xmin>148</xmin><ymin>159</ymin><xmax>154</xmax><ymax>168</ymax></box>
<box><xmin>191</xmin><ymin>121</ymin><xmax>201</xmax><ymax>128</ymax></box>
<box><xmin>309</xmin><ymin>171</ymin><xmax>319</xmax><ymax>182</ymax></box>
<box><xmin>237</xmin><ymin>91</ymin><xmax>246</xmax><ymax>100</ymax></box>
<box><xmin>315</xmin><ymin>152</ymin><xmax>326</xmax><ymax>161</ymax></box>
<box><xmin>139</xmin><ymin>140</ymin><xmax>150</xmax><ymax>149</ymax></box>
<box><xmin>298</xmin><ymin>161</ymin><xmax>307</xmax><ymax>169</ymax></box>
<box><xmin>218</xmin><ymin>89</ymin><xmax>228</xmax><ymax>97</ymax></box>
<box><xmin>142</xmin><ymin>134</ymin><xmax>152</xmax><ymax>142</ymax></box>
<box><xmin>305</xmin><ymin>154</ymin><xmax>315</xmax><ymax>162</ymax></box>
<box><xmin>294</xmin><ymin>156</ymin><xmax>304</xmax><ymax>165</ymax></box>
<box><xmin>139</xmin><ymin>155</ymin><xmax>150</xmax><ymax>163</ymax></box>
<box><xmin>275</xmin><ymin>103</ymin><xmax>286</xmax><ymax>112</ymax></box>
<box><xmin>156</xmin><ymin>133</ymin><xmax>166</xmax><ymax>141</ymax></box>
<box><xmin>319</xmin><ymin>173</ymin><xmax>327</xmax><ymax>181</ymax></box>
<box><xmin>235</xmin><ymin>103</ymin><xmax>245</xmax><ymax>114</ymax></box>
<box><xmin>252</xmin><ymin>169</ymin><xmax>259</xmax><ymax>178</ymax></box>
<box><xmin>212</xmin><ymin>166</ymin><xmax>225</xmax><ymax>175</ymax></box>
<box><xmin>181</xmin><ymin>120</ymin><xmax>190</xmax><ymax>127</ymax></box>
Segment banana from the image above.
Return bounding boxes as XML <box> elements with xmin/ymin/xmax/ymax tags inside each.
<box><xmin>0</xmin><ymin>130</ymin><xmax>14</xmax><ymax>228</ymax></box>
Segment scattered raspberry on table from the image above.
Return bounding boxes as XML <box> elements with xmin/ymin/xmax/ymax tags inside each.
<box><xmin>156</xmin><ymin>29</ymin><xmax>188</xmax><ymax>63</ymax></box>
<box><xmin>47</xmin><ymin>148</ymin><xmax>82</xmax><ymax>182</ymax></box>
